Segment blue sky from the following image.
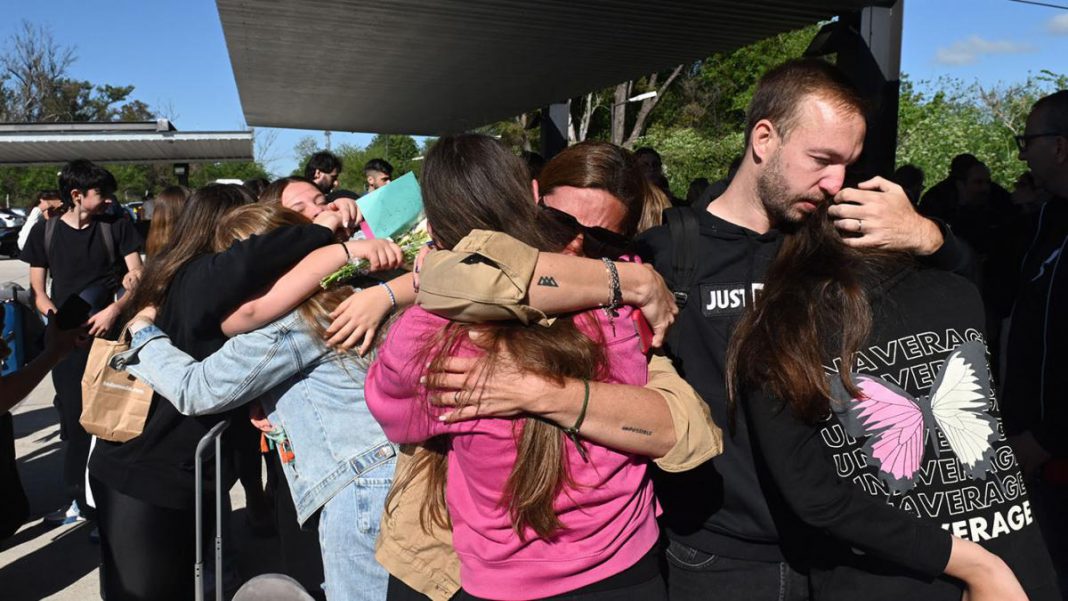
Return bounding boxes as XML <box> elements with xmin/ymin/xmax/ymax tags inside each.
<box><xmin>3</xmin><ymin>0</ymin><xmax>1067</xmax><ymax>176</ymax></box>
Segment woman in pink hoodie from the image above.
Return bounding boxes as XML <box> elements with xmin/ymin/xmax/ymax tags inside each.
<box><xmin>366</xmin><ymin>135</ymin><xmax>664</xmax><ymax>601</ymax></box>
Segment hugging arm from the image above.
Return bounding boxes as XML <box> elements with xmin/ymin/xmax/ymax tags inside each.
<box><xmin>223</xmin><ymin>238</ymin><xmax>402</xmax><ymax>336</ymax></box>
<box><xmin>116</xmin><ymin>322</ymin><xmax>302</xmax><ymax>415</ymax></box>
<box><xmin>428</xmin><ymin>346</ymin><xmax>721</xmax><ymax>464</ymax></box>
<box><xmin>417</xmin><ymin>230</ymin><xmax>676</xmax><ymax>345</ymax></box>
<box><xmin>742</xmin><ymin>389</ymin><xmax>1024</xmax><ymax>599</ymax></box>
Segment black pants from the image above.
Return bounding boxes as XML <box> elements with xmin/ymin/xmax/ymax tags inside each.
<box><xmin>388</xmin><ymin>544</ymin><xmax>665</xmax><ymax>601</ymax></box>
<box><xmin>0</xmin><ymin>412</ymin><xmax>29</xmax><ymax>540</ymax></box>
<box><xmin>664</xmin><ymin>539</ymin><xmax>809</xmax><ymax>601</ymax></box>
<box><xmin>90</xmin><ymin>475</ymin><xmax>219</xmax><ymax>601</ymax></box>
<box><xmin>52</xmin><ymin>345</ymin><xmax>92</xmax><ymax>518</ymax></box>
<box><xmin>267</xmin><ymin>450</ymin><xmax>327</xmax><ymax>601</ymax></box>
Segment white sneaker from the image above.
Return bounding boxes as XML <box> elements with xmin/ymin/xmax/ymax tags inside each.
<box><xmin>43</xmin><ymin>500</ymin><xmax>84</xmax><ymax>526</ymax></box>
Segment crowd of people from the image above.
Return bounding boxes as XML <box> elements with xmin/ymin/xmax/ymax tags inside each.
<box><xmin>0</xmin><ymin>58</ymin><xmax>1065</xmax><ymax>601</ymax></box>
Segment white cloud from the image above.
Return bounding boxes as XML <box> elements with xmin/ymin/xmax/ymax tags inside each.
<box><xmin>934</xmin><ymin>35</ymin><xmax>1035</xmax><ymax>66</ymax></box>
<box><xmin>1048</xmin><ymin>13</ymin><xmax>1068</xmax><ymax>35</ymax></box>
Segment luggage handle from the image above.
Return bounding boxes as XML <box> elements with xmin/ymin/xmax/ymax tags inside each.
<box><xmin>194</xmin><ymin>419</ymin><xmax>230</xmax><ymax>601</ymax></box>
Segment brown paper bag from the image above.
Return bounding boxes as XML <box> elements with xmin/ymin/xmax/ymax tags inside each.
<box><xmin>80</xmin><ymin>325</ymin><xmax>154</xmax><ymax>442</ymax></box>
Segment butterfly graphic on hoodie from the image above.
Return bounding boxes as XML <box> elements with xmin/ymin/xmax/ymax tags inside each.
<box><xmin>829</xmin><ymin>340</ymin><xmax>1000</xmax><ymax>494</ymax></box>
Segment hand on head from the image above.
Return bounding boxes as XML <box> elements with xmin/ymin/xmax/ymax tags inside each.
<box><xmin>324</xmin><ymin>197</ymin><xmax>362</xmax><ymax>237</ymax></box>
<box><xmin>829</xmin><ymin>176</ymin><xmax>943</xmax><ymax>255</ymax></box>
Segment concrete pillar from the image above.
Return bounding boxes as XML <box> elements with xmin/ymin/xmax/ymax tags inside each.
<box><xmin>540</xmin><ymin>101</ymin><xmax>569</xmax><ymax>160</ymax></box>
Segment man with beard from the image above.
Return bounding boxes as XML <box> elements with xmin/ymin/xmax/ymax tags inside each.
<box><xmin>304</xmin><ymin>151</ymin><xmax>343</xmax><ymax>195</ymax></box>
<box><xmin>409</xmin><ymin>59</ymin><xmax>970</xmax><ymax>601</ymax></box>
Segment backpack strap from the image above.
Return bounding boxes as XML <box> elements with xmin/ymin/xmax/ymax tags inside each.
<box><xmin>99</xmin><ymin>220</ymin><xmax>116</xmax><ymax>267</ymax></box>
<box><xmin>44</xmin><ymin>218</ymin><xmax>57</xmax><ymax>268</ymax></box>
<box><xmin>45</xmin><ymin>218</ymin><xmax>120</xmax><ymax>281</ymax></box>
<box><xmin>663</xmin><ymin>206</ymin><xmax>701</xmax><ymax>309</ymax></box>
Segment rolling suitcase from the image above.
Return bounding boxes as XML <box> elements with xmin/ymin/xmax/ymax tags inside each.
<box><xmin>0</xmin><ymin>282</ymin><xmax>37</xmax><ymax>375</ymax></box>
<box><xmin>195</xmin><ymin>419</ymin><xmax>231</xmax><ymax>601</ymax></box>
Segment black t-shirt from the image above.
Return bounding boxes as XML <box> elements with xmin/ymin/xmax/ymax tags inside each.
<box><xmin>88</xmin><ymin>224</ymin><xmax>334</xmax><ymax>509</ymax></box>
<box><xmin>742</xmin><ymin>268</ymin><xmax>1059</xmax><ymax>601</ymax></box>
<box><xmin>20</xmin><ymin>216</ymin><xmax>142</xmax><ymax>311</ymax></box>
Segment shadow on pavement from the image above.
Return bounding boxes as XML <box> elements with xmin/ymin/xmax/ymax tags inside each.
<box><xmin>0</xmin><ymin>521</ymin><xmax>99</xmax><ymax>601</ymax></box>
<box><xmin>13</xmin><ymin>407</ymin><xmax>58</xmax><ymax>441</ymax></box>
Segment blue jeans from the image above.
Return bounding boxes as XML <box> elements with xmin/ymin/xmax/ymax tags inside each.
<box><xmin>665</xmin><ymin>539</ymin><xmax>809</xmax><ymax>601</ymax></box>
<box><xmin>318</xmin><ymin>460</ymin><xmax>394</xmax><ymax>601</ymax></box>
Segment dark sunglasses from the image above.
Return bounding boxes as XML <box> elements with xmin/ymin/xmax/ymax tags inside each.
<box><xmin>538</xmin><ymin>199</ymin><xmax>632</xmax><ymax>259</ymax></box>
<box><xmin>1014</xmin><ymin>132</ymin><xmax>1066</xmax><ymax>151</ymax></box>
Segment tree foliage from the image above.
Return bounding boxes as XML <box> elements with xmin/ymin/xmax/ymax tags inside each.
<box><xmin>485</xmin><ymin>22</ymin><xmax>1062</xmax><ymax>199</ymax></box>
<box><xmin>897</xmin><ymin>71</ymin><xmax>1067</xmax><ymax>187</ymax></box>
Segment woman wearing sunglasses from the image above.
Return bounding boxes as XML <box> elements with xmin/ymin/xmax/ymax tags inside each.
<box><xmin>368</xmin><ymin>137</ymin><xmax>720</xmax><ymax>601</ymax></box>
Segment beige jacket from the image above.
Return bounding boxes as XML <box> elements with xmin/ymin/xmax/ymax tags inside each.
<box><xmin>375</xmin><ymin>230</ymin><xmax>722</xmax><ymax>600</ymax></box>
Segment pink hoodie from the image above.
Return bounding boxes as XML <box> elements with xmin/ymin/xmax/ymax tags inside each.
<box><xmin>366</xmin><ymin>305</ymin><xmax>660</xmax><ymax>600</ymax></box>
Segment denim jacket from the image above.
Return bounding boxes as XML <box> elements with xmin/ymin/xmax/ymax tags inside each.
<box><xmin>111</xmin><ymin>311</ymin><xmax>397</xmax><ymax>525</ymax></box>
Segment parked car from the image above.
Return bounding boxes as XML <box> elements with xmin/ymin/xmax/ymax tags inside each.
<box><xmin>124</xmin><ymin>201</ymin><xmax>145</xmax><ymax>221</ymax></box>
<box><xmin>0</xmin><ymin>227</ymin><xmax>19</xmax><ymax>258</ymax></box>
<box><xmin>0</xmin><ymin>209</ymin><xmax>25</xmax><ymax>229</ymax></box>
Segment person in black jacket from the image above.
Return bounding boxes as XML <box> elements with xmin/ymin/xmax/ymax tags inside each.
<box><xmin>1002</xmin><ymin>89</ymin><xmax>1068</xmax><ymax>594</ymax></box>
<box><xmin>88</xmin><ymin>184</ymin><xmax>350</xmax><ymax>601</ymax></box>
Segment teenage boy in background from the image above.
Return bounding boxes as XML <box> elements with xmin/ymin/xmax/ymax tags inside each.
<box><xmin>21</xmin><ymin>159</ymin><xmax>144</xmax><ymax>527</ymax></box>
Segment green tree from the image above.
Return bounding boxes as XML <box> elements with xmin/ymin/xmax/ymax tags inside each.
<box><xmin>635</xmin><ymin>126</ymin><xmax>744</xmax><ymax>196</ymax></box>
<box><xmin>896</xmin><ymin>71</ymin><xmax>1066</xmax><ymax>188</ymax></box>
<box><xmin>294</xmin><ymin>134</ymin><xmax>424</xmax><ymax>193</ymax></box>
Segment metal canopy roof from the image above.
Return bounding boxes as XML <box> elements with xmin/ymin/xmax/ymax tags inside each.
<box><xmin>0</xmin><ymin>121</ymin><xmax>254</xmax><ymax>166</ymax></box>
<box><xmin>218</xmin><ymin>0</ymin><xmax>890</xmax><ymax>135</ymax></box>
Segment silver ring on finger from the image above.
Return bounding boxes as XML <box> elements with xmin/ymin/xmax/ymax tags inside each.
<box><xmin>857</xmin><ymin>218</ymin><xmax>864</xmax><ymax>233</ymax></box>
<box><xmin>453</xmin><ymin>390</ymin><xmax>462</xmax><ymax>404</ymax></box>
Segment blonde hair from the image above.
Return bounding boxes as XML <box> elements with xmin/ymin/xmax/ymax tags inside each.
<box><xmin>637</xmin><ymin>184</ymin><xmax>671</xmax><ymax>233</ymax></box>
<box><xmin>213</xmin><ymin>204</ymin><xmax>356</xmax><ymax>346</ymax></box>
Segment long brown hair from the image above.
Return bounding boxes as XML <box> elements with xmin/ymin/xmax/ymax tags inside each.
<box><xmin>124</xmin><ymin>184</ymin><xmax>253</xmax><ymax>320</ymax></box>
<box><xmin>145</xmin><ymin>185</ymin><xmax>190</xmax><ymax>258</ymax></box>
<box><xmin>726</xmin><ymin>208</ymin><xmax>904</xmax><ymax>423</ymax></box>
<box><xmin>537</xmin><ymin>141</ymin><xmax>650</xmax><ymax>238</ymax></box>
<box><xmin>213</xmin><ymin>203</ymin><xmax>352</xmax><ymax>342</ymax></box>
<box><xmin>394</xmin><ymin>134</ymin><xmax>607</xmax><ymax>539</ymax></box>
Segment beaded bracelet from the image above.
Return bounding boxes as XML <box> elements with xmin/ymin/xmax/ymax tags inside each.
<box><xmin>378</xmin><ymin>281</ymin><xmax>397</xmax><ymax>311</ymax></box>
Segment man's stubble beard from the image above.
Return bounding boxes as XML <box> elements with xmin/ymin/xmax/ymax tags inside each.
<box><xmin>756</xmin><ymin>150</ymin><xmax>826</xmax><ymax>232</ymax></box>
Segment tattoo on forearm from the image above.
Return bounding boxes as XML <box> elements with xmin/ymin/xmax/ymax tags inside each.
<box><xmin>622</xmin><ymin>425</ymin><xmax>653</xmax><ymax>436</ymax></box>
<box><xmin>537</xmin><ymin>276</ymin><xmax>559</xmax><ymax>288</ymax></box>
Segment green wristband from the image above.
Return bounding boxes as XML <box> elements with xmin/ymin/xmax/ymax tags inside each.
<box><xmin>563</xmin><ymin>379</ymin><xmax>590</xmax><ymax>462</ymax></box>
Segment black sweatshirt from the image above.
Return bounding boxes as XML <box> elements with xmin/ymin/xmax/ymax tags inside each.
<box><xmin>89</xmin><ymin>224</ymin><xmax>334</xmax><ymax>509</ymax></box>
<box><xmin>742</xmin><ymin>267</ymin><xmax>1059</xmax><ymax>601</ymax></box>
<box><xmin>638</xmin><ymin>209</ymin><xmax>975</xmax><ymax>562</ymax></box>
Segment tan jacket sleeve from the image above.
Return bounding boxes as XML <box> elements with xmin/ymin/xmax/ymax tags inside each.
<box><xmin>416</xmin><ymin>230</ymin><xmax>552</xmax><ymax>326</ymax></box>
<box><xmin>647</xmin><ymin>354</ymin><xmax>724</xmax><ymax>472</ymax></box>
<box><xmin>375</xmin><ymin>446</ymin><xmax>462</xmax><ymax>601</ymax></box>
